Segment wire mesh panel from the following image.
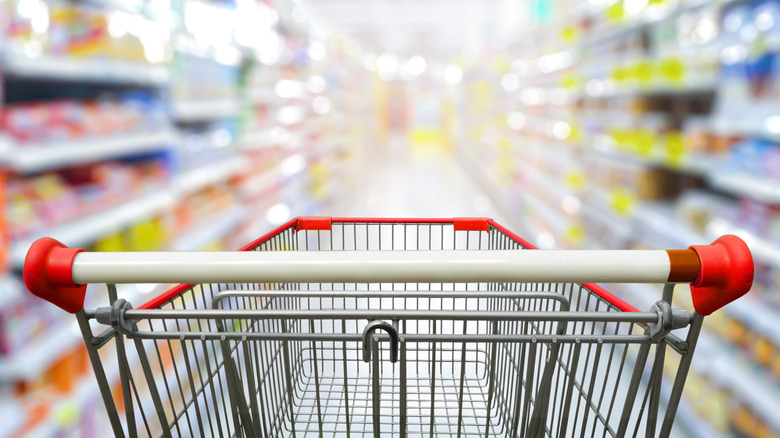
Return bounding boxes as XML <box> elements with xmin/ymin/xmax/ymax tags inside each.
<box><xmin>82</xmin><ymin>219</ymin><xmax>698</xmax><ymax>438</ymax></box>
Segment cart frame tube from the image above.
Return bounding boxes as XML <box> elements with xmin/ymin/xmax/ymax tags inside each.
<box><xmin>69</xmin><ymin>249</ymin><xmax>678</xmax><ymax>285</ymax></box>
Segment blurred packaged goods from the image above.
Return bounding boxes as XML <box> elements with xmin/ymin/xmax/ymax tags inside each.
<box><xmin>1</xmin><ymin>94</ymin><xmax>168</xmax><ymax>144</ymax></box>
<box><xmin>5</xmin><ymin>158</ymin><xmax>169</xmax><ymax>241</ymax></box>
<box><xmin>1</xmin><ymin>0</ymin><xmax>170</xmax><ymax>65</ymax></box>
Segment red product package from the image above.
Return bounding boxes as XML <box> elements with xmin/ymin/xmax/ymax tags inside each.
<box><xmin>1</xmin><ymin>103</ymin><xmax>50</xmax><ymax>144</ymax></box>
<box><xmin>47</xmin><ymin>100</ymin><xmax>86</xmax><ymax>141</ymax></box>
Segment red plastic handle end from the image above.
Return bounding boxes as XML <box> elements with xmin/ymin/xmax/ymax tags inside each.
<box><xmin>23</xmin><ymin>238</ymin><xmax>86</xmax><ymax>314</ymax></box>
<box><xmin>688</xmin><ymin>235</ymin><xmax>754</xmax><ymax>316</ymax></box>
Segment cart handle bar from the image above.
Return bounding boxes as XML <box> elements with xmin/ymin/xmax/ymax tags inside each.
<box><xmin>24</xmin><ymin>234</ymin><xmax>752</xmax><ymax>315</ymax></box>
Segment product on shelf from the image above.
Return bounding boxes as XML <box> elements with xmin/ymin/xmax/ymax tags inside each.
<box><xmin>730</xmin><ymin>402</ymin><xmax>776</xmax><ymax>438</ymax></box>
<box><xmin>2</xmin><ymin>0</ymin><xmax>170</xmax><ymax>65</ymax></box>
<box><xmin>174</xmin><ymin>186</ymin><xmax>236</xmax><ymax>235</ymax></box>
<box><xmin>716</xmin><ymin>139</ymin><xmax>780</xmax><ymax>181</ymax></box>
<box><xmin>5</xmin><ymin>159</ymin><xmax>170</xmax><ymax>240</ymax></box>
<box><xmin>0</xmin><ymin>94</ymin><xmax>168</xmax><ymax>145</ymax></box>
<box><xmin>683</xmin><ymin>116</ymin><xmax>741</xmax><ymax>154</ymax></box>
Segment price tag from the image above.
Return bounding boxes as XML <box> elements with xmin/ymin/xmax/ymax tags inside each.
<box><xmin>610</xmin><ymin>128</ymin><xmax>628</xmax><ymax>146</ymax></box>
<box><xmin>606</xmin><ymin>3</ymin><xmax>625</xmax><ymax>22</ymax></box>
<box><xmin>635</xmin><ymin>60</ymin><xmax>652</xmax><ymax>84</ymax></box>
<box><xmin>562</xmin><ymin>26</ymin><xmax>579</xmax><ymax>42</ymax></box>
<box><xmin>610</xmin><ymin>188</ymin><xmax>635</xmax><ymax>216</ymax></box>
<box><xmin>610</xmin><ymin>128</ymin><xmax>631</xmax><ymax>152</ymax></box>
<box><xmin>565</xmin><ymin>223</ymin><xmax>586</xmax><ymax>246</ymax></box>
<box><xmin>636</xmin><ymin>130</ymin><xmax>654</xmax><ymax>157</ymax></box>
<box><xmin>128</xmin><ymin>219</ymin><xmax>163</xmax><ymax>251</ymax></box>
<box><xmin>310</xmin><ymin>162</ymin><xmax>328</xmax><ymax>179</ymax></box>
<box><xmin>660</xmin><ymin>58</ymin><xmax>686</xmax><ymax>83</ymax></box>
<box><xmin>664</xmin><ymin>131</ymin><xmax>687</xmax><ymax>166</ymax></box>
<box><xmin>562</xmin><ymin>75</ymin><xmax>580</xmax><ymax>89</ymax></box>
<box><xmin>568</xmin><ymin>123</ymin><xmax>582</xmax><ymax>142</ymax></box>
<box><xmin>564</xmin><ymin>171</ymin><xmax>585</xmax><ymax>191</ymax></box>
<box><xmin>95</xmin><ymin>233</ymin><xmax>125</xmax><ymax>252</ymax></box>
<box><xmin>612</xmin><ymin>66</ymin><xmax>629</xmax><ymax>83</ymax></box>
<box><xmin>494</xmin><ymin>57</ymin><xmax>510</xmax><ymax>73</ymax></box>
<box><xmin>54</xmin><ymin>402</ymin><xmax>79</xmax><ymax>428</ymax></box>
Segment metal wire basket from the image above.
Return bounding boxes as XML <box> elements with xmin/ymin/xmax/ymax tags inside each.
<box><xmin>24</xmin><ymin>217</ymin><xmax>754</xmax><ymax>437</ymax></box>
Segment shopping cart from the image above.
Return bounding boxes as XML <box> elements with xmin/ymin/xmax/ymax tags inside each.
<box><xmin>24</xmin><ymin>217</ymin><xmax>753</xmax><ymax>438</ymax></box>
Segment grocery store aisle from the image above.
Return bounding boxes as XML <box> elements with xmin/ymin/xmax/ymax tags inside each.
<box><xmin>344</xmin><ymin>134</ymin><xmax>699</xmax><ymax>438</ymax></box>
<box><xmin>346</xmin><ymin>134</ymin><xmax>510</xmax><ymax>222</ymax></box>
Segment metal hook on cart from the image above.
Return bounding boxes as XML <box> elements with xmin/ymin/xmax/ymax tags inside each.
<box><xmin>362</xmin><ymin>320</ymin><xmax>399</xmax><ymax>363</ymax></box>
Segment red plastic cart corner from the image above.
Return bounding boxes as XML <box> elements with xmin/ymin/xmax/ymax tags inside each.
<box><xmin>689</xmin><ymin>234</ymin><xmax>753</xmax><ymax>316</ymax></box>
<box><xmin>24</xmin><ymin>237</ymin><xmax>86</xmax><ymax>314</ymax></box>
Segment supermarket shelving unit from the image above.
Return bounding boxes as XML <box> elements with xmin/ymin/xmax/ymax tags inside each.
<box><xmin>458</xmin><ymin>1</ymin><xmax>780</xmax><ymax>437</ymax></box>
<box><xmin>0</xmin><ymin>1</ymin><xmax>371</xmax><ymax>435</ymax></box>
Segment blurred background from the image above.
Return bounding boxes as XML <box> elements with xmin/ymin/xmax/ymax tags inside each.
<box><xmin>0</xmin><ymin>0</ymin><xmax>779</xmax><ymax>436</ymax></box>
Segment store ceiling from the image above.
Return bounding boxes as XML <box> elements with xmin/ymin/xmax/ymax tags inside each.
<box><xmin>299</xmin><ymin>0</ymin><xmax>524</xmax><ymax>58</ymax></box>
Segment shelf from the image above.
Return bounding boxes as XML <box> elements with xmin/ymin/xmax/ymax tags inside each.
<box><xmin>709</xmin><ymin>114</ymin><xmax>780</xmax><ymax>143</ymax></box>
<box><xmin>0</xmin><ymin>323</ymin><xmax>81</xmax><ymax>380</ymax></box>
<box><xmin>0</xmin><ymin>49</ymin><xmax>169</xmax><ymax>85</ymax></box>
<box><xmin>590</xmin><ymin>144</ymin><xmax>716</xmax><ymax>176</ymax></box>
<box><xmin>170</xmin><ymin>205</ymin><xmax>245</xmax><ymax>251</ymax></box>
<box><xmin>173</xmin><ymin>155</ymin><xmax>247</xmax><ymax>195</ymax></box>
<box><xmin>592</xmin><ymin>78</ymin><xmax>718</xmax><ymax>99</ymax></box>
<box><xmin>171</xmin><ymin>98</ymin><xmax>243</xmax><ymax>122</ymax></box>
<box><xmin>5</xmin><ymin>130</ymin><xmax>178</xmax><ymax>173</ymax></box>
<box><xmin>0</xmin><ymin>136</ymin><xmax>12</xmax><ymax>159</ymax></box>
<box><xmin>524</xmin><ymin>73</ymin><xmax>718</xmax><ymax>99</ymax></box>
<box><xmin>707</xmin><ymin>171</ymin><xmax>780</xmax><ymax>205</ymax></box>
<box><xmin>10</xmin><ymin>191</ymin><xmax>176</xmax><ymax>268</ymax></box>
